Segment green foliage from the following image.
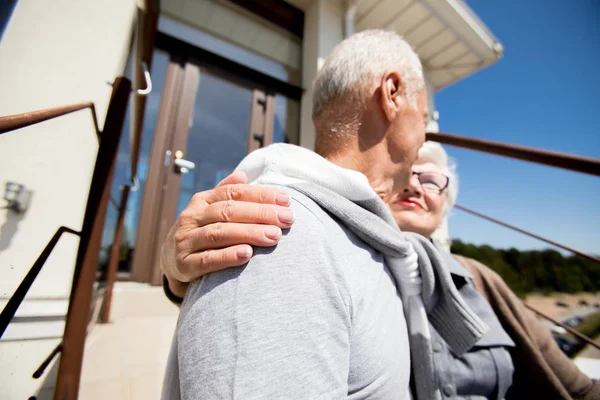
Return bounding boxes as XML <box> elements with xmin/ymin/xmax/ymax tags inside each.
<box><xmin>450</xmin><ymin>239</ymin><xmax>600</xmax><ymax>296</ymax></box>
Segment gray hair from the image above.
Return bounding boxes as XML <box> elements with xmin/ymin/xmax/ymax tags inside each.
<box><xmin>312</xmin><ymin>30</ymin><xmax>425</xmax><ymax>117</ymax></box>
<box><xmin>417</xmin><ymin>141</ymin><xmax>458</xmax><ymax>215</ymax></box>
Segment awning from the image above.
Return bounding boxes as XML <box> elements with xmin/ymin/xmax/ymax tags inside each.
<box><xmin>354</xmin><ymin>0</ymin><xmax>503</xmax><ymax>90</ymax></box>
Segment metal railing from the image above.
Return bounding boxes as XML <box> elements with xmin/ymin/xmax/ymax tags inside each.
<box><xmin>0</xmin><ymin>102</ymin><xmax>101</xmax><ymax>138</ymax></box>
<box><xmin>0</xmin><ymin>226</ymin><xmax>79</xmax><ymax>337</ymax></box>
<box><xmin>426</xmin><ymin>132</ymin><xmax>600</xmax><ymax>176</ymax></box>
<box><xmin>454</xmin><ymin>204</ymin><xmax>600</xmax><ymax>264</ymax></box>
<box><xmin>99</xmin><ymin>183</ymin><xmax>131</xmax><ymax>323</ymax></box>
<box><xmin>427</xmin><ymin>131</ymin><xmax>600</xmax><ymax>351</ymax></box>
<box><xmin>0</xmin><ymin>77</ymin><xmax>131</xmax><ymax>400</ymax></box>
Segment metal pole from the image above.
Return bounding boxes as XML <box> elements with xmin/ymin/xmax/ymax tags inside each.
<box><xmin>427</xmin><ymin>132</ymin><xmax>600</xmax><ymax>177</ymax></box>
<box><xmin>0</xmin><ymin>102</ymin><xmax>100</xmax><ymax>137</ymax></box>
<box><xmin>523</xmin><ymin>303</ymin><xmax>600</xmax><ymax>351</ymax></box>
<box><xmin>0</xmin><ymin>227</ymin><xmax>79</xmax><ymax>338</ymax></box>
<box><xmin>99</xmin><ymin>185</ymin><xmax>131</xmax><ymax>323</ymax></box>
<box><xmin>455</xmin><ymin>204</ymin><xmax>600</xmax><ymax>264</ymax></box>
<box><xmin>33</xmin><ymin>342</ymin><xmax>63</xmax><ymax>379</ymax></box>
<box><xmin>54</xmin><ymin>77</ymin><xmax>131</xmax><ymax>400</ymax></box>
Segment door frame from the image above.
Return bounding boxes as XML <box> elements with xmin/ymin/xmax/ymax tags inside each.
<box><xmin>129</xmin><ymin>57</ymin><xmax>186</xmax><ymax>284</ymax></box>
<box><xmin>147</xmin><ymin>62</ymin><xmax>201</xmax><ymax>285</ymax></box>
<box><xmin>130</xmin><ymin>37</ymin><xmax>289</xmax><ymax>284</ymax></box>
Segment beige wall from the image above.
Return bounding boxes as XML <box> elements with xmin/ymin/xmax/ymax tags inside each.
<box><xmin>0</xmin><ymin>0</ymin><xmax>135</xmax><ymax>301</ymax></box>
<box><xmin>0</xmin><ymin>0</ymin><xmax>136</xmax><ymax>397</ymax></box>
<box><xmin>163</xmin><ymin>0</ymin><xmax>302</xmax><ymax>74</ymax></box>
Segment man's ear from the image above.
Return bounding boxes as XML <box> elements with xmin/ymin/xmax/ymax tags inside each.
<box><xmin>379</xmin><ymin>71</ymin><xmax>405</xmax><ymax>122</ymax></box>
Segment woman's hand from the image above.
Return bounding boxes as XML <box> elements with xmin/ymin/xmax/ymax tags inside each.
<box><xmin>161</xmin><ymin>171</ymin><xmax>295</xmax><ymax>299</ymax></box>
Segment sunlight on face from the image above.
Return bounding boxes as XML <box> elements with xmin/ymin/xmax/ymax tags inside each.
<box><xmin>387</xmin><ymin>160</ymin><xmax>447</xmax><ymax>238</ymax></box>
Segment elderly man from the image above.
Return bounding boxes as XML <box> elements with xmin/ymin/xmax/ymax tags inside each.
<box><xmin>163</xmin><ymin>30</ymin><xmax>438</xmax><ymax>399</ymax></box>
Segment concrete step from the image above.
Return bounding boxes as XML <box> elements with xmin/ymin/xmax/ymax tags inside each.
<box><xmin>0</xmin><ymin>299</ymin><xmax>68</xmax><ymax>341</ymax></box>
<box><xmin>0</xmin><ymin>298</ymin><xmax>69</xmax><ymax>319</ymax></box>
<box><xmin>1</xmin><ymin>319</ymin><xmax>65</xmax><ymax>341</ymax></box>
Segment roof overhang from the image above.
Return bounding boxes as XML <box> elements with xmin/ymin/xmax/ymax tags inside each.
<box><xmin>289</xmin><ymin>0</ymin><xmax>503</xmax><ymax>91</ymax></box>
<box><xmin>356</xmin><ymin>0</ymin><xmax>503</xmax><ymax>90</ymax></box>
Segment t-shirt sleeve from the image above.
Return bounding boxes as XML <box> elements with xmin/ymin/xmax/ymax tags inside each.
<box><xmin>175</xmin><ymin>197</ymin><xmax>352</xmax><ymax>399</ymax></box>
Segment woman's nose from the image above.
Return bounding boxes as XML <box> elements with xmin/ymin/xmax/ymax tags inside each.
<box><xmin>403</xmin><ymin>174</ymin><xmax>423</xmax><ymax>194</ymax></box>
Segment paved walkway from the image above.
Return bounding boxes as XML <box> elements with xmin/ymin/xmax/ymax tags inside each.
<box><xmin>36</xmin><ymin>282</ymin><xmax>179</xmax><ymax>400</ymax></box>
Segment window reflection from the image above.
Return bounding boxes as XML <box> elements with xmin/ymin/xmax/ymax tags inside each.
<box><xmin>176</xmin><ymin>71</ymin><xmax>253</xmax><ymax>217</ymax></box>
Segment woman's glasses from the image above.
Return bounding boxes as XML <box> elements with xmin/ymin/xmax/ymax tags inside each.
<box><xmin>412</xmin><ymin>171</ymin><xmax>449</xmax><ymax>194</ymax></box>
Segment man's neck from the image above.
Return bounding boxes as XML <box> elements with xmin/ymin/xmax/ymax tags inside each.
<box><xmin>326</xmin><ymin>144</ymin><xmax>398</xmax><ymax>200</ymax></box>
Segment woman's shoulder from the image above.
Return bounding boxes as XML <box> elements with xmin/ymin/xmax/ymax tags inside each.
<box><xmin>449</xmin><ymin>254</ymin><xmax>511</xmax><ymax>298</ymax></box>
<box><xmin>450</xmin><ymin>254</ymin><xmax>493</xmax><ymax>277</ymax></box>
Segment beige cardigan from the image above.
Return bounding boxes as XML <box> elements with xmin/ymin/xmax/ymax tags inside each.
<box><xmin>455</xmin><ymin>255</ymin><xmax>600</xmax><ymax>400</ymax></box>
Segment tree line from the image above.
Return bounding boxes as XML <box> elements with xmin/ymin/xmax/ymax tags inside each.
<box><xmin>450</xmin><ymin>239</ymin><xmax>600</xmax><ymax>298</ymax></box>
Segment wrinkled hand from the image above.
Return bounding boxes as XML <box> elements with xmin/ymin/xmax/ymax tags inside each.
<box><xmin>161</xmin><ymin>171</ymin><xmax>295</xmax><ymax>299</ymax></box>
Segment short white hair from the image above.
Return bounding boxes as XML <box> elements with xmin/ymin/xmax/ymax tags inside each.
<box><xmin>417</xmin><ymin>141</ymin><xmax>458</xmax><ymax>215</ymax></box>
<box><xmin>312</xmin><ymin>30</ymin><xmax>424</xmax><ymax>117</ymax></box>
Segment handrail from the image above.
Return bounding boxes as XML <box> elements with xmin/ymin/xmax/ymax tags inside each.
<box><xmin>99</xmin><ymin>184</ymin><xmax>131</xmax><ymax>323</ymax></box>
<box><xmin>0</xmin><ymin>77</ymin><xmax>131</xmax><ymax>400</ymax></box>
<box><xmin>0</xmin><ymin>226</ymin><xmax>80</xmax><ymax>338</ymax></box>
<box><xmin>523</xmin><ymin>303</ymin><xmax>600</xmax><ymax>351</ymax></box>
<box><xmin>0</xmin><ymin>102</ymin><xmax>101</xmax><ymax>138</ymax></box>
<box><xmin>33</xmin><ymin>342</ymin><xmax>63</xmax><ymax>379</ymax></box>
<box><xmin>426</xmin><ymin>132</ymin><xmax>600</xmax><ymax>176</ymax></box>
<box><xmin>54</xmin><ymin>77</ymin><xmax>131</xmax><ymax>400</ymax></box>
<box><xmin>454</xmin><ymin>204</ymin><xmax>600</xmax><ymax>264</ymax></box>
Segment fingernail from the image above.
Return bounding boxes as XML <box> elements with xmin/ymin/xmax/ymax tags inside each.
<box><xmin>277</xmin><ymin>209</ymin><xmax>295</xmax><ymax>224</ymax></box>
<box><xmin>276</xmin><ymin>192</ymin><xmax>290</xmax><ymax>206</ymax></box>
<box><xmin>264</xmin><ymin>226</ymin><xmax>282</xmax><ymax>240</ymax></box>
<box><xmin>236</xmin><ymin>246</ymin><xmax>252</xmax><ymax>258</ymax></box>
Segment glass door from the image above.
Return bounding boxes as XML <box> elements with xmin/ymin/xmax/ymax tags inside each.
<box><xmin>175</xmin><ymin>71</ymin><xmax>257</xmax><ymax>216</ymax></box>
<box><xmin>131</xmin><ymin>60</ymin><xmax>277</xmax><ymax>284</ymax></box>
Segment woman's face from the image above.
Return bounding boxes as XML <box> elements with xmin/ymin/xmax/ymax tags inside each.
<box><xmin>386</xmin><ymin>160</ymin><xmax>448</xmax><ymax>238</ymax></box>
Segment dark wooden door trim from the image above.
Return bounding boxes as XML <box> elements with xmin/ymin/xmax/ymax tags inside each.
<box><xmin>148</xmin><ymin>63</ymin><xmax>201</xmax><ymax>285</ymax></box>
<box><xmin>155</xmin><ymin>32</ymin><xmax>303</xmax><ymax>101</ymax></box>
<box><xmin>247</xmin><ymin>89</ymin><xmax>267</xmax><ymax>153</ymax></box>
<box><xmin>228</xmin><ymin>0</ymin><xmax>304</xmax><ymax>38</ymax></box>
<box><xmin>130</xmin><ymin>59</ymin><xmax>184</xmax><ymax>283</ymax></box>
<box><xmin>247</xmin><ymin>90</ymin><xmax>276</xmax><ymax>152</ymax></box>
<box><xmin>264</xmin><ymin>93</ymin><xmax>276</xmax><ymax>146</ymax></box>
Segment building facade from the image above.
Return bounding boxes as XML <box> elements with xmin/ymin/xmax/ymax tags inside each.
<box><xmin>0</xmin><ymin>0</ymin><xmax>501</xmax><ymax>398</ymax></box>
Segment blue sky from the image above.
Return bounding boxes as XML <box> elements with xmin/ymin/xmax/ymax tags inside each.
<box><xmin>436</xmin><ymin>0</ymin><xmax>600</xmax><ymax>253</ymax></box>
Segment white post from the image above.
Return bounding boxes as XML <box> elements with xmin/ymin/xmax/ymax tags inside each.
<box><xmin>299</xmin><ymin>0</ymin><xmax>345</xmax><ymax>150</ymax></box>
<box><xmin>344</xmin><ymin>0</ymin><xmax>357</xmax><ymax>38</ymax></box>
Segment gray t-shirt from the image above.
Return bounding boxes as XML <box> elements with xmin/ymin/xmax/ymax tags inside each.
<box><xmin>162</xmin><ymin>189</ymin><xmax>411</xmax><ymax>400</ymax></box>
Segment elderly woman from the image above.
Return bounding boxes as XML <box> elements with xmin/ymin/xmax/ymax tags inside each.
<box><xmin>161</xmin><ymin>142</ymin><xmax>599</xmax><ymax>399</ymax></box>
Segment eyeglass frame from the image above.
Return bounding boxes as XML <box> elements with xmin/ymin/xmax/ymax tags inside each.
<box><xmin>411</xmin><ymin>171</ymin><xmax>450</xmax><ymax>194</ymax></box>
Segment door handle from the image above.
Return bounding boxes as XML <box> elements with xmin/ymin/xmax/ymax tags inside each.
<box><xmin>253</xmin><ymin>133</ymin><xmax>264</xmax><ymax>148</ymax></box>
<box><xmin>174</xmin><ymin>158</ymin><xmax>195</xmax><ymax>174</ymax></box>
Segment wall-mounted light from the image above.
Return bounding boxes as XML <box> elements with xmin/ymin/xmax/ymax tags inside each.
<box><xmin>3</xmin><ymin>182</ymin><xmax>31</xmax><ymax>214</ymax></box>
